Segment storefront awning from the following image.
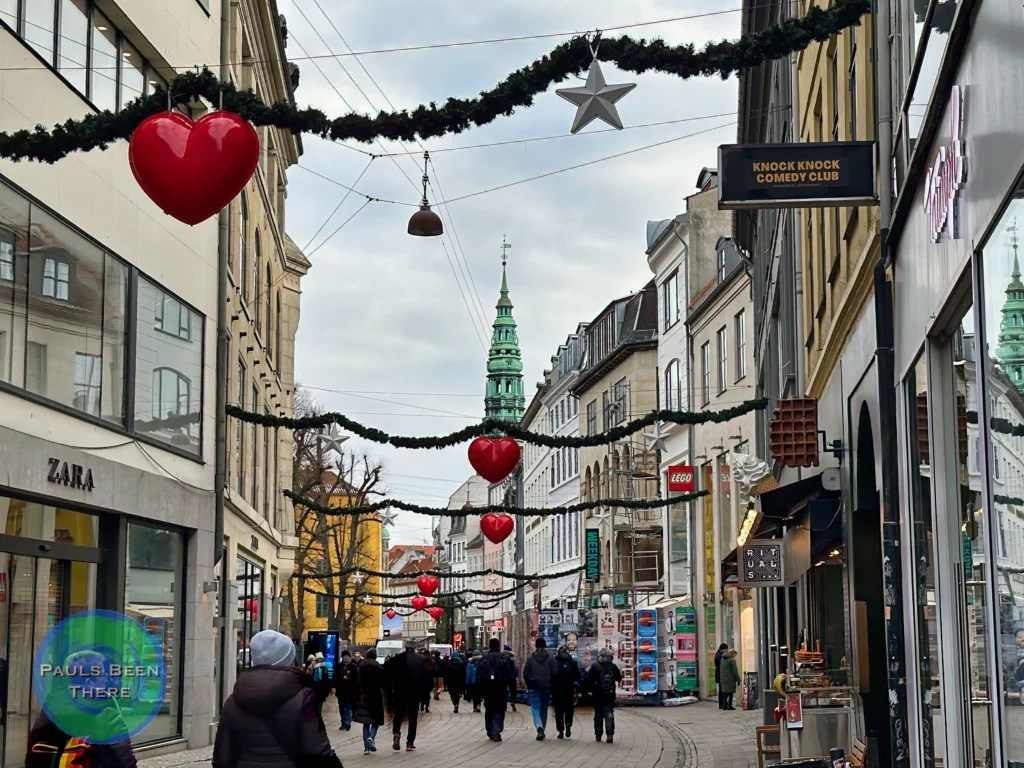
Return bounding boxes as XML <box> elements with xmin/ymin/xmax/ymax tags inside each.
<box><xmin>546</xmin><ymin>573</ymin><xmax>580</xmax><ymax>601</ymax></box>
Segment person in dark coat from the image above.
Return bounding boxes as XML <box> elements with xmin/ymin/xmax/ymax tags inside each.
<box><xmin>353</xmin><ymin>649</ymin><xmax>386</xmax><ymax>755</ymax></box>
<box><xmin>551</xmin><ymin>645</ymin><xmax>582</xmax><ymax>739</ymax></box>
<box><xmin>719</xmin><ymin>650</ymin><xmax>740</xmax><ymax>711</ymax></box>
<box><xmin>479</xmin><ymin>638</ymin><xmax>515</xmax><ymax>741</ymax></box>
<box><xmin>523</xmin><ymin>637</ymin><xmax>558</xmax><ymax>740</ymax></box>
<box><xmin>386</xmin><ymin>644</ymin><xmax>431</xmax><ymax>751</ymax></box>
<box><xmin>443</xmin><ymin>651</ymin><xmax>466</xmax><ymax>712</ymax></box>
<box><xmin>464</xmin><ymin>652</ymin><xmax>482</xmax><ymax>712</ymax></box>
<box><xmin>333</xmin><ymin>650</ymin><xmax>359</xmax><ymax>731</ymax></box>
<box><xmin>419</xmin><ymin>650</ymin><xmax>436</xmax><ymax>713</ymax></box>
<box><xmin>714</xmin><ymin>643</ymin><xmax>728</xmax><ymax>709</ymax></box>
<box><xmin>586</xmin><ymin>649</ymin><xmax>623</xmax><ymax>744</ymax></box>
<box><xmin>213</xmin><ymin>629</ymin><xmax>342</xmax><ymax>768</ymax></box>
<box><xmin>26</xmin><ymin>651</ymin><xmax>137</xmax><ymax>768</ymax></box>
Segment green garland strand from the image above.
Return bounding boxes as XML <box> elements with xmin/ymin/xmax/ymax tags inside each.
<box><xmin>304</xmin><ymin>582</ymin><xmax>524</xmax><ymax>601</ymax></box>
<box><xmin>327</xmin><ymin>564</ymin><xmax>583</xmax><ymax>581</ymax></box>
<box><xmin>0</xmin><ymin>0</ymin><xmax>869</xmax><ymax>163</ymax></box>
<box><xmin>229</xmin><ymin>398</ymin><xmax>766</xmax><ymax>449</ymax></box>
<box><xmin>284</xmin><ymin>488</ymin><xmax>706</xmax><ymax>518</ymax></box>
<box><xmin>297</xmin><ymin>585</ymin><xmax>510</xmax><ymax>612</ymax></box>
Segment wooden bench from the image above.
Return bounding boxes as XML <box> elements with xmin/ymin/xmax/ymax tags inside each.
<box><xmin>848</xmin><ymin>739</ymin><xmax>868</xmax><ymax>768</ymax></box>
<box><xmin>756</xmin><ymin>725</ymin><xmax>781</xmax><ymax>768</ymax></box>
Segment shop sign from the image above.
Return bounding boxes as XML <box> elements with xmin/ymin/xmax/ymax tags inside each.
<box><xmin>924</xmin><ymin>86</ymin><xmax>966</xmax><ymax>243</ymax></box>
<box><xmin>717</xmin><ymin>141</ymin><xmax>876</xmax><ymax>210</ymax></box>
<box><xmin>737</xmin><ymin>540</ymin><xmax>785</xmax><ymax>587</ymax></box>
<box><xmin>667</xmin><ymin>464</ymin><xmax>695</xmax><ymax>492</ymax></box>
<box><xmin>785</xmin><ymin>693</ymin><xmax>804</xmax><ymax>730</ymax></box>
<box><xmin>585</xmin><ymin>528</ymin><xmax>601</xmax><ymax>581</ymax></box>
<box><xmin>47</xmin><ymin>457</ymin><xmax>95</xmax><ymax>492</ymax></box>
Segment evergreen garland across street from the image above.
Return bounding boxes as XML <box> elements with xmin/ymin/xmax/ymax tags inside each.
<box><xmin>0</xmin><ymin>0</ymin><xmax>870</xmax><ymax>164</ymax></box>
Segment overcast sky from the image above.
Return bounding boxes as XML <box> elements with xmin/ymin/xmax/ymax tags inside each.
<box><xmin>278</xmin><ymin>0</ymin><xmax>740</xmax><ymax>544</ymax></box>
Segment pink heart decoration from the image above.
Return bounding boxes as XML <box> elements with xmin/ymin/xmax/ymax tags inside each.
<box><xmin>480</xmin><ymin>513</ymin><xmax>515</xmax><ymax>544</ymax></box>
<box><xmin>427</xmin><ymin>606</ymin><xmax>444</xmax><ymax>620</ymax></box>
<box><xmin>128</xmin><ymin>111</ymin><xmax>260</xmax><ymax>225</ymax></box>
<box><xmin>467</xmin><ymin>436</ymin><xmax>521</xmax><ymax>483</ymax></box>
<box><xmin>417</xmin><ymin>575</ymin><xmax>440</xmax><ymax>596</ymax></box>
<box><xmin>410</xmin><ymin>596</ymin><xmax>428</xmax><ymax>611</ymax></box>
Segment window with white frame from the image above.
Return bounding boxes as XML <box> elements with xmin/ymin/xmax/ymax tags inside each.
<box><xmin>701</xmin><ymin>342</ymin><xmax>710</xmax><ymax>405</ymax></box>
<box><xmin>662</xmin><ymin>271</ymin><xmax>679</xmax><ymax>330</ymax></box>
<box><xmin>0</xmin><ymin>238</ymin><xmax>13</xmax><ymax>281</ymax></box>
<box><xmin>734</xmin><ymin>310</ymin><xmax>747</xmax><ymax>381</ymax></box>
<box><xmin>42</xmin><ymin>258</ymin><xmax>70</xmax><ymax>301</ymax></box>
<box><xmin>717</xmin><ymin>326</ymin><xmax>728</xmax><ymax>394</ymax></box>
<box><xmin>664</xmin><ymin>359</ymin><xmax>681</xmax><ymax>410</ymax></box>
<box><xmin>717</xmin><ymin>248</ymin><xmax>727</xmax><ymax>282</ymax></box>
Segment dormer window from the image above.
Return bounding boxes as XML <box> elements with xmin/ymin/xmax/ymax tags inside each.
<box><xmin>42</xmin><ymin>257</ymin><xmax>70</xmax><ymax>301</ymax></box>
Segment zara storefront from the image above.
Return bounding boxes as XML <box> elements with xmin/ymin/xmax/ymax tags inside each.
<box><xmin>891</xmin><ymin>0</ymin><xmax>1024</xmax><ymax>765</ymax></box>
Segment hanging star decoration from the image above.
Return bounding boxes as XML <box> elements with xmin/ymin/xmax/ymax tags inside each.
<box><xmin>363</xmin><ymin>594</ymin><xmax>372</xmax><ymax>604</ymax></box>
<box><xmin>377</xmin><ymin>509</ymin><xmax>397</xmax><ymax>527</ymax></box>
<box><xmin>643</xmin><ymin>422</ymin><xmax>668</xmax><ymax>453</ymax></box>
<box><xmin>592</xmin><ymin>508</ymin><xmax>612</xmax><ymax>524</ymax></box>
<box><xmin>556</xmin><ymin>59</ymin><xmax>635</xmax><ymax>134</ymax></box>
<box><xmin>317</xmin><ymin>425</ymin><xmax>349</xmax><ymax>455</ymax></box>
<box><xmin>352</xmin><ymin>570</ymin><xmax>365</xmax><ymax>585</ymax></box>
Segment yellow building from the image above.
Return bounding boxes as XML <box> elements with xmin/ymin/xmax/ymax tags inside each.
<box><xmin>284</xmin><ymin>490</ymin><xmax>384</xmax><ymax>646</ymax></box>
<box><xmin>796</xmin><ymin>0</ymin><xmax>877</xmax><ymax>397</ymax></box>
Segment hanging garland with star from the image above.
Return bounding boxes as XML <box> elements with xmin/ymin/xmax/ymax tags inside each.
<box><xmin>325</xmin><ymin>564</ymin><xmax>584</xmax><ymax>581</ymax></box>
<box><xmin>0</xmin><ymin>0</ymin><xmax>869</xmax><ymax>164</ymax></box>
<box><xmin>284</xmin><ymin>488</ymin><xmax>706</xmax><ymax>518</ymax></box>
<box><xmin>299</xmin><ymin>584</ymin><xmax>514</xmax><ymax>612</ymax></box>
<box><xmin>228</xmin><ymin>398</ymin><xmax>766</xmax><ymax>449</ymax></box>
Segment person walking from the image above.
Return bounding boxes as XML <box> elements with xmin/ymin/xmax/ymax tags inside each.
<box><xmin>714</xmin><ymin>643</ymin><xmax>728</xmax><ymax>709</ymax></box>
<box><xmin>354</xmin><ymin>649</ymin><xmax>386</xmax><ymax>755</ymax></box>
<box><xmin>333</xmin><ymin>650</ymin><xmax>359</xmax><ymax>731</ymax></box>
<box><xmin>586</xmin><ymin>649</ymin><xmax>622</xmax><ymax>744</ymax></box>
<box><xmin>310</xmin><ymin>652</ymin><xmax>331</xmax><ymax>716</ymax></box>
<box><xmin>719</xmin><ymin>649</ymin><xmax>740</xmax><ymax>711</ymax></box>
<box><xmin>464</xmin><ymin>651</ymin><xmax>481</xmax><ymax>712</ymax></box>
<box><xmin>419</xmin><ymin>649</ymin><xmax>435</xmax><ymax>714</ymax></box>
<box><xmin>479</xmin><ymin>638</ymin><xmax>514</xmax><ymax>742</ymax></box>
<box><xmin>432</xmin><ymin>651</ymin><xmax>445</xmax><ymax>701</ymax></box>
<box><xmin>444</xmin><ymin>651</ymin><xmax>466</xmax><ymax>713</ymax></box>
<box><xmin>523</xmin><ymin>638</ymin><xmax>557</xmax><ymax>741</ymax></box>
<box><xmin>551</xmin><ymin>645</ymin><xmax>581</xmax><ymax>739</ymax></box>
<box><xmin>213</xmin><ymin>630</ymin><xmax>342</xmax><ymax>768</ymax></box>
<box><xmin>386</xmin><ymin>643</ymin><xmax>431</xmax><ymax>752</ymax></box>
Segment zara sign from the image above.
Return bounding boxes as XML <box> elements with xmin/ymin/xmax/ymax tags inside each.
<box><xmin>923</xmin><ymin>86</ymin><xmax>967</xmax><ymax>243</ymax></box>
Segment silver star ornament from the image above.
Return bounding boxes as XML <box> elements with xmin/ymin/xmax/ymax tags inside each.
<box><xmin>643</xmin><ymin>422</ymin><xmax>668</xmax><ymax>453</ymax></box>
<box><xmin>317</xmin><ymin>425</ymin><xmax>349</xmax><ymax>455</ymax></box>
<box><xmin>556</xmin><ymin>60</ymin><xmax>636</xmax><ymax>134</ymax></box>
<box><xmin>378</xmin><ymin>509</ymin><xmax>397</xmax><ymax>527</ymax></box>
<box><xmin>352</xmin><ymin>570</ymin><xmax>365</xmax><ymax>584</ymax></box>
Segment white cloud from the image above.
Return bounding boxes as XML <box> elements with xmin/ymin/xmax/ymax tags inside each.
<box><xmin>280</xmin><ymin>0</ymin><xmax>740</xmax><ymax>542</ymax></box>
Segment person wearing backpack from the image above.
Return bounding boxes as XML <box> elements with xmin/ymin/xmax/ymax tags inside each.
<box><xmin>551</xmin><ymin>645</ymin><xmax>581</xmax><ymax>739</ymax></box>
<box><xmin>213</xmin><ymin>629</ymin><xmax>342</xmax><ymax>768</ymax></box>
<box><xmin>586</xmin><ymin>649</ymin><xmax>622</xmax><ymax>744</ymax></box>
<box><xmin>464</xmin><ymin>653</ymin><xmax>481</xmax><ymax>712</ymax></box>
<box><xmin>310</xmin><ymin>653</ymin><xmax>331</xmax><ymax>716</ymax></box>
<box><xmin>479</xmin><ymin>638</ymin><xmax>513</xmax><ymax>741</ymax></box>
<box><xmin>523</xmin><ymin>637</ymin><xmax>558</xmax><ymax>740</ymax></box>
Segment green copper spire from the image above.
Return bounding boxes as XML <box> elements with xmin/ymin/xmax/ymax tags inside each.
<box><xmin>485</xmin><ymin>236</ymin><xmax>525</xmax><ymax>423</ymax></box>
<box><xmin>996</xmin><ymin>218</ymin><xmax>1024</xmax><ymax>395</ymax></box>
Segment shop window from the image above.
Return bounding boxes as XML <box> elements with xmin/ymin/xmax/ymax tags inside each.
<box><xmin>978</xmin><ymin>172</ymin><xmax>1024</xmax><ymax>764</ymax></box>
<box><xmin>23</xmin><ymin>2</ymin><xmax>56</xmax><ymax>64</ymax></box>
<box><xmin>119</xmin><ymin>40</ymin><xmax>144</xmax><ymax>110</ymax></box>
<box><xmin>906</xmin><ymin>352</ymin><xmax>946</xmax><ymax>765</ymax></box>
<box><xmin>73</xmin><ymin>352</ymin><xmax>101</xmax><ymax>415</ymax></box>
<box><xmin>236</xmin><ymin>556</ymin><xmax>265</xmax><ymax>672</ymax></box>
<box><xmin>124</xmin><ymin>521</ymin><xmax>184</xmax><ymax>742</ymax></box>
<box><xmin>89</xmin><ymin>10</ymin><xmax>118</xmax><ymax>113</ymax></box>
<box><xmin>134</xmin><ymin>276</ymin><xmax>202</xmax><ymax>453</ymax></box>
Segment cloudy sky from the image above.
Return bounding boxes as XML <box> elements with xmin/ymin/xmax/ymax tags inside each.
<box><xmin>278</xmin><ymin>0</ymin><xmax>741</xmax><ymax>544</ymax></box>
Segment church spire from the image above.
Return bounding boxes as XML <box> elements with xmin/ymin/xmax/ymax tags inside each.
<box><xmin>484</xmin><ymin>235</ymin><xmax>525</xmax><ymax>423</ymax></box>
<box><xmin>996</xmin><ymin>217</ymin><xmax>1024</xmax><ymax>395</ymax></box>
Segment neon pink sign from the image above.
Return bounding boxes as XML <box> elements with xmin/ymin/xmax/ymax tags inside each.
<box><xmin>923</xmin><ymin>86</ymin><xmax>966</xmax><ymax>243</ymax></box>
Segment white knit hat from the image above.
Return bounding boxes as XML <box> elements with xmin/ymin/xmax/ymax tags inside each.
<box><xmin>250</xmin><ymin>630</ymin><xmax>296</xmax><ymax>667</ymax></box>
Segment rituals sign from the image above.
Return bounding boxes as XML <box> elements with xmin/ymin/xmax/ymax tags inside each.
<box><xmin>718</xmin><ymin>141</ymin><xmax>876</xmax><ymax>209</ymax></box>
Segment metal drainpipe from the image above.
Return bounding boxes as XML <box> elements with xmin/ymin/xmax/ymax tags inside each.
<box><xmin>871</xmin><ymin>0</ymin><xmax>908</xmax><ymax>763</ymax></box>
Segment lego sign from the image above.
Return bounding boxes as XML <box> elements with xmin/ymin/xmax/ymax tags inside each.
<box><xmin>667</xmin><ymin>465</ymin><xmax>695</xmax><ymax>493</ymax></box>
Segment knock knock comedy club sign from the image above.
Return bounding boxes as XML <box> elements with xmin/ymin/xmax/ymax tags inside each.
<box><xmin>717</xmin><ymin>141</ymin><xmax>876</xmax><ymax>209</ymax></box>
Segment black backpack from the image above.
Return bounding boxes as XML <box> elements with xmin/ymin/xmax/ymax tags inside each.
<box><xmin>484</xmin><ymin>654</ymin><xmax>509</xmax><ymax>686</ymax></box>
<box><xmin>599</xmin><ymin>663</ymin><xmax>617</xmax><ymax>694</ymax></box>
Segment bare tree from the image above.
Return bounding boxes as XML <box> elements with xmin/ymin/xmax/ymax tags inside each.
<box><xmin>281</xmin><ymin>386</ymin><xmax>385</xmax><ymax>642</ymax></box>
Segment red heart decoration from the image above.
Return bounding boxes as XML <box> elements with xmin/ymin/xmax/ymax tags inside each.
<box><xmin>410</xmin><ymin>596</ymin><xmax>428</xmax><ymax>611</ymax></box>
<box><xmin>480</xmin><ymin>513</ymin><xmax>515</xmax><ymax>544</ymax></box>
<box><xmin>385</xmin><ymin>610</ymin><xmax>397</xmax><ymax>619</ymax></box>
<box><xmin>468</xmin><ymin>437</ymin><xmax>521</xmax><ymax>483</ymax></box>
<box><xmin>129</xmin><ymin>110</ymin><xmax>260</xmax><ymax>226</ymax></box>
<box><xmin>427</xmin><ymin>606</ymin><xmax>444</xmax><ymax>620</ymax></box>
<box><xmin>417</xmin><ymin>575</ymin><xmax>440</xmax><ymax>596</ymax></box>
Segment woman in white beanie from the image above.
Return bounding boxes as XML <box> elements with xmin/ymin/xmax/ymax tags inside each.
<box><xmin>213</xmin><ymin>630</ymin><xmax>342</xmax><ymax>768</ymax></box>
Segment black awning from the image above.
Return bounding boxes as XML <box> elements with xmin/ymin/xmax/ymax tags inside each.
<box><xmin>755</xmin><ymin>473</ymin><xmax>826</xmax><ymax>520</ymax></box>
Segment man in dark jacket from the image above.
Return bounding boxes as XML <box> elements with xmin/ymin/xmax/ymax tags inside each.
<box><xmin>523</xmin><ymin>638</ymin><xmax>558</xmax><ymax>740</ymax></box>
<box><xmin>213</xmin><ymin>629</ymin><xmax>341</xmax><ymax>768</ymax></box>
<box><xmin>386</xmin><ymin>644</ymin><xmax>430</xmax><ymax>752</ymax></box>
<box><xmin>333</xmin><ymin>650</ymin><xmax>359</xmax><ymax>731</ymax></box>
<box><xmin>444</xmin><ymin>652</ymin><xmax>466</xmax><ymax>713</ymax></box>
<box><xmin>586</xmin><ymin>650</ymin><xmax>622</xmax><ymax>744</ymax></box>
<box><xmin>714</xmin><ymin>643</ymin><xmax>728</xmax><ymax>709</ymax></box>
<box><xmin>552</xmin><ymin>645</ymin><xmax>581</xmax><ymax>739</ymax></box>
<box><xmin>479</xmin><ymin>638</ymin><xmax>514</xmax><ymax>741</ymax></box>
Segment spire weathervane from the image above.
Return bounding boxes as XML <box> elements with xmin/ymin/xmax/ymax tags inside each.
<box><xmin>501</xmin><ymin>234</ymin><xmax>511</xmax><ymax>267</ymax></box>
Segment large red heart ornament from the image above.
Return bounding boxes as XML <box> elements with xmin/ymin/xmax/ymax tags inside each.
<box><xmin>427</xmin><ymin>606</ymin><xmax>444</xmax><ymax>620</ymax></box>
<box><xmin>417</xmin><ymin>575</ymin><xmax>440</xmax><ymax>596</ymax></box>
<box><xmin>468</xmin><ymin>436</ymin><xmax>521</xmax><ymax>483</ymax></box>
<box><xmin>480</xmin><ymin>513</ymin><xmax>515</xmax><ymax>544</ymax></box>
<box><xmin>385</xmin><ymin>609</ymin><xmax>397</xmax><ymax>619</ymax></box>
<box><xmin>129</xmin><ymin>110</ymin><xmax>260</xmax><ymax>226</ymax></box>
<box><xmin>410</xmin><ymin>596</ymin><xmax>428</xmax><ymax>611</ymax></box>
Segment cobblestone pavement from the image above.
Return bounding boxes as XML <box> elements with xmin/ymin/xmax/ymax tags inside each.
<box><xmin>138</xmin><ymin>699</ymin><xmax>762</xmax><ymax>768</ymax></box>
